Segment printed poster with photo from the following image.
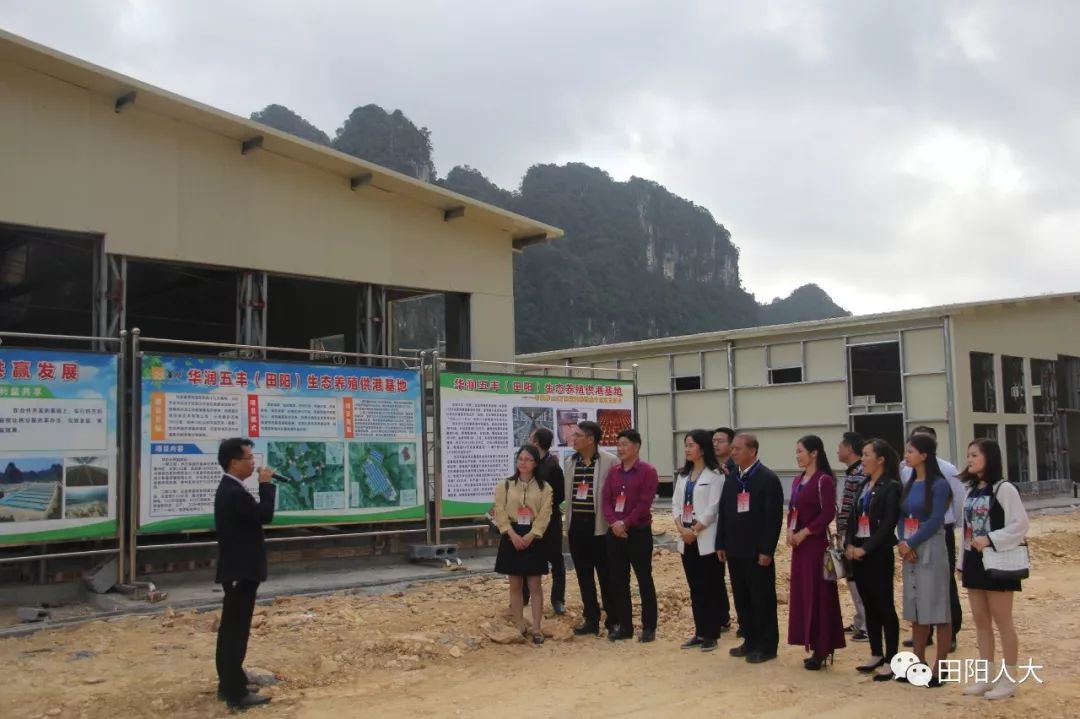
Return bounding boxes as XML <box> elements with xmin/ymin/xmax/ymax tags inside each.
<box><xmin>138</xmin><ymin>354</ymin><xmax>424</xmax><ymax>533</ymax></box>
<box><xmin>0</xmin><ymin>348</ymin><xmax>119</xmax><ymax>544</ymax></box>
<box><xmin>439</xmin><ymin>371</ymin><xmax>635</xmax><ymax>517</ymax></box>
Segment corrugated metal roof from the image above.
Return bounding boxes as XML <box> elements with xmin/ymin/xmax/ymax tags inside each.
<box><xmin>518</xmin><ymin>291</ymin><xmax>1080</xmax><ymax>361</ymax></box>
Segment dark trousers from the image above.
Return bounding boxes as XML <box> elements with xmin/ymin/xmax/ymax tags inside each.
<box><xmin>729</xmin><ymin>555</ymin><xmax>778</xmax><ymax>654</ymax></box>
<box><xmin>606</xmin><ymin>527</ymin><xmax>657</xmax><ymax>632</ymax></box>
<box><xmin>945</xmin><ymin>525</ymin><xmax>962</xmax><ymax>634</ymax></box>
<box><xmin>216</xmin><ymin>579</ymin><xmax>259</xmax><ymax>701</ymax></box>
<box><xmin>680</xmin><ymin>550</ymin><xmax>727</xmax><ymax>639</ymax></box>
<box><xmin>522</xmin><ymin>515</ymin><xmax>566</xmax><ymax>606</ymax></box>
<box><xmin>569</xmin><ymin>517</ymin><xmax>614</xmax><ymax>628</ymax></box>
<box><xmin>854</xmin><ymin>547</ymin><xmax>899</xmax><ymax>660</ymax></box>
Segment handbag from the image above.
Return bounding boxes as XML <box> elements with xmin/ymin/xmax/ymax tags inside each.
<box><xmin>818</xmin><ymin>476</ymin><xmax>846</xmax><ymax>582</ymax></box>
<box><xmin>982</xmin><ymin>544</ymin><xmax>1030</xmax><ymax>580</ymax></box>
<box><xmin>981</xmin><ymin>481</ymin><xmax>1031</xmax><ymax>580</ymax></box>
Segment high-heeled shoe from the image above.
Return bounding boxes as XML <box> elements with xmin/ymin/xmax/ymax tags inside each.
<box><xmin>804</xmin><ymin>652</ymin><xmax>834</xmax><ymax>670</ymax></box>
<box><xmin>872</xmin><ymin>669</ymin><xmax>894</xmax><ymax>682</ymax></box>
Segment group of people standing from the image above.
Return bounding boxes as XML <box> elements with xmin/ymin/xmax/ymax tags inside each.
<box><xmin>492</xmin><ymin>420</ymin><xmax>658</xmax><ymax>643</ymax></box>
<box><xmin>491</xmin><ymin>421</ymin><xmax>1030</xmax><ymax>699</ymax></box>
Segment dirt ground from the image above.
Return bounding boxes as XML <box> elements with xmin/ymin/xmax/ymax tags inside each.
<box><xmin>1</xmin><ymin>511</ymin><xmax>1078</xmax><ymax>719</ymax></box>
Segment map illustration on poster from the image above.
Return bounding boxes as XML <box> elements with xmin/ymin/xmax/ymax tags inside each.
<box><xmin>439</xmin><ymin>372</ymin><xmax>635</xmax><ymax>517</ymax></box>
<box><xmin>138</xmin><ymin>354</ymin><xmax>423</xmax><ymax>533</ymax></box>
<box><xmin>0</xmin><ymin>349</ymin><xmax>118</xmax><ymax>544</ymax></box>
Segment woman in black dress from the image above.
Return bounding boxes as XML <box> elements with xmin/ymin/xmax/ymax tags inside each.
<box><xmin>958</xmin><ymin>438</ymin><xmax>1029</xmax><ymax>700</ymax></box>
<box><xmin>494</xmin><ymin>445</ymin><xmax>554</xmax><ymax>644</ymax></box>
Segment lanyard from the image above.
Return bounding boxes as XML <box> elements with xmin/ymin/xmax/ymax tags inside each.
<box><xmin>737</xmin><ymin>461</ymin><xmax>759</xmax><ymax>492</ymax></box>
<box><xmin>684</xmin><ymin>474</ymin><xmax>698</xmax><ymax>507</ymax></box>
<box><xmin>790</xmin><ymin>473</ymin><xmax>808</xmax><ymax>510</ymax></box>
<box><xmin>860</xmin><ymin>484</ymin><xmax>873</xmax><ymax>514</ymax></box>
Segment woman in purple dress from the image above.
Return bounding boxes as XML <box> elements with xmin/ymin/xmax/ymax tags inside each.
<box><xmin>787</xmin><ymin>434</ymin><xmax>847</xmax><ymax>669</ymax></box>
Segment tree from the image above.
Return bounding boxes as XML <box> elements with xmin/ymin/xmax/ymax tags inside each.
<box><xmin>250</xmin><ymin>104</ymin><xmax>330</xmax><ymax>146</ymax></box>
<box><xmin>332</xmin><ymin>105</ymin><xmax>435</xmax><ymax>181</ymax></box>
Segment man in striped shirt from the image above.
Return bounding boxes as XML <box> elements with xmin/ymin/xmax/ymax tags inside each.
<box><xmin>563</xmin><ymin>420</ymin><xmax>618</xmax><ymax>636</ymax></box>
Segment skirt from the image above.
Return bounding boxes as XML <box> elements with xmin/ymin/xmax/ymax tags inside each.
<box><xmin>494</xmin><ymin>523</ymin><xmax>549</xmax><ymax>576</ymax></box>
<box><xmin>961</xmin><ymin>548</ymin><xmax>1022</xmax><ymax>592</ymax></box>
<box><xmin>902</xmin><ymin>529</ymin><xmax>951</xmax><ymax>625</ymax></box>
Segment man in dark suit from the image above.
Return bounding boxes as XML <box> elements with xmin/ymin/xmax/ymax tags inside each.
<box><xmin>715</xmin><ymin>432</ymin><xmax>784</xmax><ymax>664</ymax></box>
<box><xmin>214</xmin><ymin>437</ymin><xmax>276</xmax><ymax>710</ymax></box>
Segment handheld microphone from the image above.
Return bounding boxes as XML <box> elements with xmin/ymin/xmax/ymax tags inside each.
<box><xmin>270</xmin><ymin>471</ymin><xmax>294</xmax><ymax>483</ymax></box>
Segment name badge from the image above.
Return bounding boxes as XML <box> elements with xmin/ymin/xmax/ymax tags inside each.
<box><xmin>681</xmin><ymin>502</ymin><xmax>694</xmax><ymax>525</ymax></box>
<box><xmin>615</xmin><ymin>492</ymin><xmax>626</xmax><ymax>513</ymax></box>
<box><xmin>856</xmin><ymin>514</ymin><xmax>870</xmax><ymax>538</ymax></box>
<box><xmin>787</xmin><ymin>508</ymin><xmax>799</xmax><ymax>537</ymax></box>
<box><xmin>516</xmin><ymin>505</ymin><xmax>533</xmax><ymax>526</ymax></box>
<box><xmin>903</xmin><ymin>516</ymin><xmax>919</xmax><ymax>540</ymax></box>
<box><xmin>737</xmin><ymin>491</ymin><xmax>750</xmax><ymax>513</ymax></box>
<box><xmin>963</xmin><ymin>524</ymin><xmax>973</xmax><ymax>551</ymax></box>
<box><xmin>575</xmin><ymin>481</ymin><xmax>589</xmax><ymax>501</ymax></box>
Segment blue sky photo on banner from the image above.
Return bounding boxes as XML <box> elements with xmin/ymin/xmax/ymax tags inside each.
<box><xmin>138</xmin><ymin>354</ymin><xmax>423</xmax><ymax>533</ymax></box>
<box><xmin>0</xmin><ymin>348</ymin><xmax>118</xmax><ymax>544</ymax></box>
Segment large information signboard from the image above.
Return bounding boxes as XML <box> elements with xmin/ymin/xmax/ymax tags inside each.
<box><xmin>0</xmin><ymin>349</ymin><xmax>118</xmax><ymax>545</ymax></box>
<box><xmin>439</xmin><ymin>372</ymin><xmax>635</xmax><ymax>517</ymax></box>
<box><xmin>138</xmin><ymin>355</ymin><xmax>424</xmax><ymax>533</ymax></box>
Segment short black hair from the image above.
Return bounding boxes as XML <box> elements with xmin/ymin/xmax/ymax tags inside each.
<box><xmin>713</xmin><ymin>427</ymin><xmax>735</xmax><ymax>442</ymax></box>
<box><xmin>218</xmin><ymin>437</ymin><xmax>254</xmax><ymax>472</ymax></box>
<box><xmin>911</xmin><ymin>425</ymin><xmax>937</xmax><ymax>438</ymax></box>
<box><xmin>578</xmin><ymin>420</ymin><xmax>601</xmax><ymax>445</ymax></box>
<box><xmin>617</xmin><ymin>428</ymin><xmax>642</xmax><ymax>446</ymax></box>
<box><xmin>531</xmin><ymin>427</ymin><xmax>554</xmax><ymax>451</ymax></box>
<box><xmin>841</xmin><ymin>431</ymin><xmax>865</xmax><ymax>453</ymax></box>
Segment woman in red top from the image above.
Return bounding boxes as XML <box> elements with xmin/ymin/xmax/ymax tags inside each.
<box><xmin>787</xmin><ymin>434</ymin><xmax>847</xmax><ymax>669</ymax></box>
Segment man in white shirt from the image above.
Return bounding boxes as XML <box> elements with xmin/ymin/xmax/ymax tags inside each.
<box><xmin>899</xmin><ymin>426</ymin><xmax>965</xmax><ymax>652</ymax></box>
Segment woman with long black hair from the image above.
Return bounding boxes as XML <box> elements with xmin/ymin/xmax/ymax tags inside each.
<box><xmin>672</xmin><ymin>429</ymin><xmax>727</xmax><ymax>652</ymax></box>
<box><xmin>786</xmin><ymin>434</ymin><xmax>846</xmax><ymax>669</ymax></box>
<box><xmin>958</xmin><ymin>438</ymin><xmax>1030</xmax><ymax>700</ymax></box>
<box><xmin>493</xmin><ymin>444</ymin><xmax>554</xmax><ymax>644</ymax></box>
<box><xmin>897</xmin><ymin>433</ymin><xmax>953</xmax><ymax>686</ymax></box>
<box><xmin>844</xmin><ymin>438</ymin><xmax>902</xmax><ymax>681</ymax></box>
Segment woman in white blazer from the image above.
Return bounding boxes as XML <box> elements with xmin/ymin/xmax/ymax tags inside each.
<box><xmin>673</xmin><ymin>429</ymin><xmax>727</xmax><ymax>652</ymax></box>
<box><xmin>957</xmin><ymin>438</ymin><xmax>1030</xmax><ymax>700</ymax></box>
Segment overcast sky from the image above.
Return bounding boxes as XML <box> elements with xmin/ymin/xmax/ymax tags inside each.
<box><xmin>3</xmin><ymin>1</ymin><xmax>1078</xmax><ymax>314</ymax></box>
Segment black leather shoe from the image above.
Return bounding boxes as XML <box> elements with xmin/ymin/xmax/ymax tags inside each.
<box><xmin>218</xmin><ymin>688</ymin><xmax>260</xmax><ymax>701</ymax></box>
<box><xmin>736</xmin><ymin>627</ymin><xmax>745</xmax><ymax>639</ymax></box>
<box><xmin>573</xmin><ymin>623</ymin><xmax>600</xmax><ymax>636</ymax></box>
<box><xmin>729</xmin><ymin>643</ymin><xmax>750</xmax><ymax>657</ymax></box>
<box><xmin>700</xmin><ymin>638</ymin><xmax>718</xmax><ymax>652</ymax></box>
<box><xmin>608</xmin><ymin>628</ymin><xmax>634</xmax><ymax>642</ymax></box>
<box><xmin>552</xmin><ymin>601</ymin><xmax>566</xmax><ymax>616</ymax></box>
<box><xmin>226</xmin><ymin>693</ymin><xmax>271</xmax><ymax>710</ymax></box>
<box><xmin>746</xmin><ymin>651</ymin><xmax>777</xmax><ymax>664</ymax></box>
<box><xmin>638</xmin><ymin>629</ymin><xmax>656</xmax><ymax>643</ymax></box>
<box><xmin>681</xmin><ymin>636</ymin><xmax>704</xmax><ymax>649</ymax></box>
<box><xmin>719</xmin><ymin>622</ymin><xmax>732</xmax><ymax>634</ymax></box>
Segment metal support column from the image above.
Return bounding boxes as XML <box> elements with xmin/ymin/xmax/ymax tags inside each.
<box><xmin>94</xmin><ymin>254</ymin><xmax>126</xmax><ymax>350</ymax></box>
<box><xmin>116</xmin><ymin>329</ymin><xmax>128</xmax><ymax>584</ymax></box>
<box><xmin>128</xmin><ymin>328</ymin><xmax>141</xmax><ymax>583</ymax></box>
<box><xmin>431</xmin><ymin>350</ymin><xmax>443</xmax><ymax>545</ymax></box>
<box><xmin>419</xmin><ymin>350</ymin><xmax>434</xmax><ymax>545</ymax></box>
<box><xmin>942</xmin><ymin>317</ymin><xmax>959</xmax><ymax>464</ymax></box>
<box><xmin>236</xmin><ymin>271</ymin><xmax>267</xmax><ymax>354</ymax></box>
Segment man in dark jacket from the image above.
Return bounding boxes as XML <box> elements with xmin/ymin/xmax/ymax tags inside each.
<box><xmin>715</xmin><ymin>432</ymin><xmax>784</xmax><ymax>664</ymax></box>
<box><xmin>214</xmin><ymin>438</ymin><xmax>276</xmax><ymax>710</ymax></box>
<box><xmin>522</xmin><ymin>427</ymin><xmax>567</xmax><ymax>614</ymax></box>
